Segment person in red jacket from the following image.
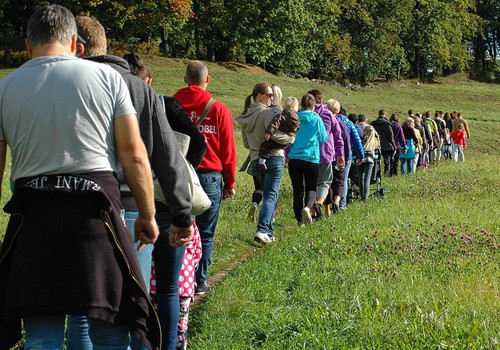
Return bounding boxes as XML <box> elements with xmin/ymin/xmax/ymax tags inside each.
<box><xmin>173</xmin><ymin>61</ymin><xmax>237</xmax><ymax>294</ymax></box>
<box><xmin>450</xmin><ymin>123</ymin><xmax>467</xmax><ymax>162</ymax></box>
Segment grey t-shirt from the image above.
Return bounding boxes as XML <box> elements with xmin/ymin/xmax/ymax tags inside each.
<box><xmin>0</xmin><ymin>55</ymin><xmax>136</xmax><ymax>181</ymax></box>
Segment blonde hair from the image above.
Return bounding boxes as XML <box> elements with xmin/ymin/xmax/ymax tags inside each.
<box><xmin>283</xmin><ymin>97</ymin><xmax>299</xmax><ymax>112</ymax></box>
<box><xmin>326</xmin><ymin>99</ymin><xmax>340</xmax><ymax>114</ymax></box>
<box><xmin>405</xmin><ymin>117</ymin><xmax>414</xmax><ymax>126</ymax></box>
<box><xmin>363</xmin><ymin>125</ymin><xmax>379</xmax><ymax>153</ymax></box>
<box><xmin>271</xmin><ymin>84</ymin><xmax>282</xmax><ymax>107</ymax></box>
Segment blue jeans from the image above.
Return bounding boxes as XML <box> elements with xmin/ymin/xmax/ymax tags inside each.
<box><xmin>25</xmin><ymin>315</ymin><xmax>129</xmax><ymax>350</ymax></box>
<box><xmin>340</xmin><ymin>159</ymin><xmax>352</xmax><ymax>208</ymax></box>
<box><xmin>358</xmin><ymin>162</ymin><xmax>374</xmax><ymax>200</ymax></box>
<box><xmin>124</xmin><ymin>211</ymin><xmax>153</xmax><ymax>293</ymax></box>
<box><xmin>400</xmin><ymin>158</ymin><xmax>413</xmax><ymax>175</ymax></box>
<box><xmin>66</xmin><ymin>211</ymin><xmax>152</xmax><ymax>350</ymax></box>
<box><xmin>251</xmin><ymin>156</ymin><xmax>285</xmax><ymax>236</ymax></box>
<box><xmin>194</xmin><ymin>171</ymin><xmax>222</xmax><ymax>284</ymax></box>
<box><xmin>153</xmin><ymin>212</ymin><xmax>186</xmax><ymax>350</ymax></box>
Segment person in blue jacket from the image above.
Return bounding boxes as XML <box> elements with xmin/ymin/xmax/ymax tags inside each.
<box><xmin>328</xmin><ymin>102</ymin><xmax>365</xmax><ymax>209</ymax></box>
<box><xmin>287</xmin><ymin>93</ymin><xmax>328</xmax><ymax>225</ymax></box>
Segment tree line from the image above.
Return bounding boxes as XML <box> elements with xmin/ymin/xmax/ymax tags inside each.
<box><xmin>0</xmin><ymin>0</ymin><xmax>498</xmax><ymax>83</ymax></box>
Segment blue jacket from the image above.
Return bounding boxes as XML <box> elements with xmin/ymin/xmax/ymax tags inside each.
<box><xmin>337</xmin><ymin>114</ymin><xmax>365</xmax><ymax>159</ymax></box>
<box><xmin>287</xmin><ymin>110</ymin><xmax>328</xmax><ymax>163</ymax></box>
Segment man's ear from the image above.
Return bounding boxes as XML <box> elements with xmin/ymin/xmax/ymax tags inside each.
<box><xmin>184</xmin><ymin>76</ymin><xmax>188</xmax><ymax>84</ymax></box>
<box><xmin>75</xmin><ymin>42</ymin><xmax>85</xmax><ymax>58</ymax></box>
<box><xmin>70</xmin><ymin>34</ymin><xmax>77</xmax><ymax>56</ymax></box>
<box><xmin>206</xmin><ymin>74</ymin><xmax>210</xmax><ymax>84</ymax></box>
<box><xmin>25</xmin><ymin>39</ymin><xmax>33</xmax><ymax>57</ymax></box>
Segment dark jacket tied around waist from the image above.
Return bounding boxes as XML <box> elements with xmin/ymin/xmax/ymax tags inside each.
<box><xmin>0</xmin><ymin>171</ymin><xmax>161</xmax><ymax>350</ymax></box>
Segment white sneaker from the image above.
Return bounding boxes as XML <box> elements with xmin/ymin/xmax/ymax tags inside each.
<box><xmin>248</xmin><ymin>202</ymin><xmax>258</xmax><ymax>223</ymax></box>
<box><xmin>254</xmin><ymin>232</ymin><xmax>272</xmax><ymax>244</ymax></box>
<box><xmin>302</xmin><ymin>207</ymin><xmax>313</xmax><ymax>224</ymax></box>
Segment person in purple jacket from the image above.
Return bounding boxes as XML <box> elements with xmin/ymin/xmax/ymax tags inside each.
<box><xmin>307</xmin><ymin>89</ymin><xmax>344</xmax><ymax>217</ymax></box>
<box><xmin>389</xmin><ymin>113</ymin><xmax>407</xmax><ymax>176</ymax></box>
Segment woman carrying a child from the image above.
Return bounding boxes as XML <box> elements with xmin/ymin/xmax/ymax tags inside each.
<box><xmin>237</xmin><ymin>83</ymin><xmax>295</xmax><ymax>244</ymax></box>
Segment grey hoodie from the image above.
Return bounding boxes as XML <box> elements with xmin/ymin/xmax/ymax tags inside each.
<box><xmin>86</xmin><ymin>55</ymin><xmax>192</xmax><ymax>228</ymax></box>
<box><xmin>237</xmin><ymin>102</ymin><xmax>294</xmax><ymax>161</ymax></box>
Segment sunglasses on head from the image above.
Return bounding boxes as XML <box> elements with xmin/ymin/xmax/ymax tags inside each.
<box><xmin>77</xmin><ymin>34</ymin><xmax>87</xmax><ymax>44</ymax></box>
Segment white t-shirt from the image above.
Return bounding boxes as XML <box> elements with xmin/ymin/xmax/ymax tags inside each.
<box><xmin>0</xmin><ymin>55</ymin><xmax>136</xmax><ymax>181</ymax></box>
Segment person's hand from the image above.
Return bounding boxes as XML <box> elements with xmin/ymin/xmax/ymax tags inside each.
<box><xmin>357</xmin><ymin>158</ymin><xmax>363</xmax><ymax>166</ymax></box>
<box><xmin>223</xmin><ymin>188</ymin><xmax>236</xmax><ymax>200</ymax></box>
<box><xmin>134</xmin><ymin>216</ymin><xmax>159</xmax><ymax>251</ymax></box>
<box><xmin>169</xmin><ymin>224</ymin><xmax>194</xmax><ymax>247</ymax></box>
<box><xmin>264</xmin><ymin>132</ymin><xmax>271</xmax><ymax>141</ymax></box>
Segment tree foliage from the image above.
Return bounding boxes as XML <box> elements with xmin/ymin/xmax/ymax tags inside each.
<box><xmin>0</xmin><ymin>0</ymin><xmax>497</xmax><ymax>82</ymax></box>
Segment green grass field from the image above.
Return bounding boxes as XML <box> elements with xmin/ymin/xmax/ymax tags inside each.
<box><xmin>1</xmin><ymin>57</ymin><xmax>499</xmax><ymax>349</ymax></box>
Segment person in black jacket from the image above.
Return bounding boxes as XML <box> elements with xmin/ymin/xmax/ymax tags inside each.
<box><xmin>370</xmin><ymin>110</ymin><xmax>396</xmax><ymax>176</ymax></box>
<box><xmin>74</xmin><ymin>15</ymin><xmax>194</xmax><ymax>350</ymax></box>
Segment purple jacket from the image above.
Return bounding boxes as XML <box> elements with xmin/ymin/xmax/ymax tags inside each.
<box><xmin>314</xmin><ymin>104</ymin><xmax>344</xmax><ymax>164</ymax></box>
<box><xmin>391</xmin><ymin>121</ymin><xmax>406</xmax><ymax>150</ymax></box>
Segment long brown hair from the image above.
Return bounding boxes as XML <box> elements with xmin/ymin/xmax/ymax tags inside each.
<box><xmin>242</xmin><ymin>83</ymin><xmax>270</xmax><ymax>114</ymax></box>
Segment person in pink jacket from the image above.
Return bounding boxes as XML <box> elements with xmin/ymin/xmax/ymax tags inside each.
<box><xmin>176</xmin><ymin>221</ymin><xmax>202</xmax><ymax>350</ymax></box>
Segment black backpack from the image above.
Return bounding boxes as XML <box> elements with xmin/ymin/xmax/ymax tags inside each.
<box><xmin>162</xmin><ymin>96</ymin><xmax>207</xmax><ymax>169</ymax></box>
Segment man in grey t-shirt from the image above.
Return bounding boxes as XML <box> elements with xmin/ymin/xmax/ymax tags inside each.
<box><xmin>0</xmin><ymin>5</ymin><xmax>160</xmax><ymax>349</ymax></box>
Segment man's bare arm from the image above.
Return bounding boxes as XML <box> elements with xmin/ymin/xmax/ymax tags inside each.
<box><xmin>113</xmin><ymin>114</ymin><xmax>158</xmax><ymax>248</ymax></box>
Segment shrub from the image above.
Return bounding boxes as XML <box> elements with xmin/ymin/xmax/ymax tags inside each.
<box><xmin>0</xmin><ymin>50</ymin><xmax>30</xmax><ymax>68</ymax></box>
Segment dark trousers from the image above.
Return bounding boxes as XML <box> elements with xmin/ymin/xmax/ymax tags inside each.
<box><xmin>325</xmin><ymin>164</ymin><xmax>345</xmax><ymax>205</ymax></box>
<box><xmin>381</xmin><ymin>150</ymin><xmax>394</xmax><ymax>176</ymax></box>
<box><xmin>390</xmin><ymin>150</ymin><xmax>401</xmax><ymax>176</ymax></box>
<box><xmin>288</xmin><ymin>159</ymin><xmax>319</xmax><ymax>223</ymax></box>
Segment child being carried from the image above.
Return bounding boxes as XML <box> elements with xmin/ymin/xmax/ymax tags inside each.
<box><xmin>259</xmin><ymin>96</ymin><xmax>300</xmax><ymax>171</ymax></box>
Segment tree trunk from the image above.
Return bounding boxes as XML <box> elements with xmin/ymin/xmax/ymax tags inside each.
<box><xmin>161</xmin><ymin>27</ymin><xmax>169</xmax><ymax>55</ymax></box>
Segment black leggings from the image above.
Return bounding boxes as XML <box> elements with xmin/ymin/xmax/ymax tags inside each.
<box><xmin>288</xmin><ymin>159</ymin><xmax>319</xmax><ymax>223</ymax></box>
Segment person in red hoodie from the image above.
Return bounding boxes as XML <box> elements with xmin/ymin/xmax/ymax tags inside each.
<box><xmin>173</xmin><ymin>60</ymin><xmax>237</xmax><ymax>294</ymax></box>
<box><xmin>450</xmin><ymin>123</ymin><xmax>467</xmax><ymax>162</ymax></box>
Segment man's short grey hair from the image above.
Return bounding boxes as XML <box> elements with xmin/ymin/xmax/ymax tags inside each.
<box><xmin>185</xmin><ymin>61</ymin><xmax>208</xmax><ymax>85</ymax></box>
<box><xmin>27</xmin><ymin>4</ymin><xmax>77</xmax><ymax>48</ymax></box>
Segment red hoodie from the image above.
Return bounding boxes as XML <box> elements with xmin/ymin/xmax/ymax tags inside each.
<box><xmin>173</xmin><ymin>85</ymin><xmax>236</xmax><ymax>190</ymax></box>
<box><xmin>450</xmin><ymin>129</ymin><xmax>467</xmax><ymax>147</ymax></box>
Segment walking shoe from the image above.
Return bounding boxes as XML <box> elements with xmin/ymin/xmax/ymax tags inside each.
<box><xmin>332</xmin><ymin>203</ymin><xmax>340</xmax><ymax>214</ymax></box>
<box><xmin>301</xmin><ymin>207</ymin><xmax>313</xmax><ymax>224</ymax></box>
<box><xmin>248</xmin><ymin>202</ymin><xmax>258</xmax><ymax>223</ymax></box>
<box><xmin>268</xmin><ymin>234</ymin><xmax>276</xmax><ymax>242</ymax></box>
<box><xmin>195</xmin><ymin>281</ymin><xmax>210</xmax><ymax>295</ymax></box>
<box><xmin>312</xmin><ymin>202</ymin><xmax>322</xmax><ymax>220</ymax></box>
<box><xmin>254</xmin><ymin>232</ymin><xmax>272</xmax><ymax>244</ymax></box>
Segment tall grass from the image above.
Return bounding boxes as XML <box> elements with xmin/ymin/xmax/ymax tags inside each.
<box><xmin>0</xmin><ymin>58</ymin><xmax>499</xmax><ymax>349</ymax></box>
<box><xmin>191</xmin><ymin>155</ymin><xmax>499</xmax><ymax>349</ymax></box>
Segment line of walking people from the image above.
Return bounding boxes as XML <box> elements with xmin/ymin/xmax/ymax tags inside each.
<box><xmin>238</xmin><ymin>83</ymin><xmax>473</xmax><ymax>243</ymax></box>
